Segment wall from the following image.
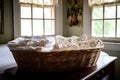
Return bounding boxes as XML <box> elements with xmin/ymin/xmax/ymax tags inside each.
<box><xmin>0</xmin><ymin>0</ymin><xmax>13</xmax><ymax>44</ymax></box>
<box><xmin>62</xmin><ymin>0</ymin><xmax>69</xmax><ymax>37</ymax></box>
<box><xmin>83</xmin><ymin>0</ymin><xmax>91</xmax><ymax>39</ymax></box>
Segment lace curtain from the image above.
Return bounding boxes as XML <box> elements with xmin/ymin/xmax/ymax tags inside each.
<box><xmin>89</xmin><ymin>0</ymin><xmax>120</xmax><ymax>6</ymax></box>
<box><xmin>19</xmin><ymin>0</ymin><xmax>58</xmax><ymax>7</ymax></box>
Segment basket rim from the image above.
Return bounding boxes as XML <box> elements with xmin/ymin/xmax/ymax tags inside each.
<box><xmin>10</xmin><ymin>47</ymin><xmax>103</xmax><ymax>53</ymax></box>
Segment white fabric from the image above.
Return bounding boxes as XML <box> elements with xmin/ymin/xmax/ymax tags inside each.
<box><xmin>55</xmin><ymin>34</ymin><xmax>104</xmax><ymax>50</ymax></box>
<box><xmin>8</xmin><ymin>34</ymin><xmax>104</xmax><ymax>51</ymax></box>
<box><xmin>0</xmin><ymin>44</ymin><xmax>17</xmax><ymax>74</ymax></box>
<box><xmin>19</xmin><ymin>0</ymin><xmax>58</xmax><ymax>7</ymax></box>
<box><xmin>89</xmin><ymin>0</ymin><xmax>120</xmax><ymax>6</ymax></box>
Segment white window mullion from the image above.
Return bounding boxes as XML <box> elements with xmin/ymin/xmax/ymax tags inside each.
<box><xmin>31</xmin><ymin>4</ymin><xmax>33</xmax><ymax>36</ymax></box>
<box><xmin>43</xmin><ymin>7</ymin><xmax>45</xmax><ymax>35</ymax></box>
<box><xmin>103</xmin><ymin>5</ymin><xmax>105</xmax><ymax>38</ymax></box>
<box><xmin>115</xmin><ymin>5</ymin><xmax>117</xmax><ymax>38</ymax></box>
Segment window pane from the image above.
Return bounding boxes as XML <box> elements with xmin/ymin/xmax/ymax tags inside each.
<box><xmin>117</xmin><ymin>20</ymin><xmax>120</xmax><ymax>37</ymax></box>
<box><xmin>117</xmin><ymin>5</ymin><xmax>120</xmax><ymax>18</ymax></box>
<box><xmin>33</xmin><ymin>20</ymin><xmax>43</xmax><ymax>36</ymax></box>
<box><xmin>21</xmin><ymin>4</ymin><xmax>31</xmax><ymax>18</ymax></box>
<box><xmin>21</xmin><ymin>19</ymin><xmax>32</xmax><ymax>36</ymax></box>
<box><xmin>33</xmin><ymin>6</ymin><xmax>43</xmax><ymax>18</ymax></box>
<box><xmin>44</xmin><ymin>0</ymin><xmax>53</xmax><ymax>5</ymax></box>
<box><xmin>44</xmin><ymin>7</ymin><xmax>55</xmax><ymax>19</ymax></box>
<box><xmin>92</xmin><ymin>20</ymin><xmax>103</xmax><ymax>37</ymax></box>
<box><xmin>105</xmin><ymin>5</ymin><xmax>116</xmax><ymax>18</ymax></box>
<box><xmin>45</xmin><ymin>20</ymin><xmax>55</xmax><ymax>35</ymax></box>
<box><xmin>92</xmin><ymin>6</ymin><xmax>103</xmax><ymax>19</ymax></box>
<box><xmin>20</xmin><ymin>0</ymin><xmax>32</xmax><ymax>3</ymax></box>
<box><xmin>104</xmin><ymin>20</ymin><xmax>115</xmax><ymax>37</ymax></box>
<box><xmin>36</xmin><ymin>0</ymin><xmax>43</xmax><ymax>4</ymax></box>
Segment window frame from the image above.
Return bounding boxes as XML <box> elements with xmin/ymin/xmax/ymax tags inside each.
<box><xmin>20</xmin><ymin>3</ymin><xmax>56</xmax><ymax>36</ymax></box>
<box><xmin>13</xmin><ymin>0</ymin><xmax>63</xmax><ymax>38</ymax></box>
<box><xmin>91</xmin><ymin>3</ymin><xmax>120</xmax><ymax>42</ymax></box>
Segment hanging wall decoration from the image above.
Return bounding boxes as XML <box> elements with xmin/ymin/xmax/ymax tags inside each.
<box><xmin>67</xmin><ymin>0</ymin><xmax>83</xmax><ymax>27</ymax></box>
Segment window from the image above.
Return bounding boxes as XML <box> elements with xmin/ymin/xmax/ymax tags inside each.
<box><xmin>91</xmin><ymin>3</ymin><xmax>120</xmax><ymax>40</ymax></box>
<box><xmin>20</xmin><ymin>0</ymin><xmax>56</xmax><ymax>36</ymax></box>
<box><xmin>13</xmin><ymin>0</ymin><xmax>63</xmax><ymax>38</ymax></box>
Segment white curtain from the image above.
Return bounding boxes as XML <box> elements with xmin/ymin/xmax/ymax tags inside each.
<box><xmin>89</xmin><ymin>0</ymin><xmax>120</xmax><ymax>6</ymax></box>
<box><xmin>19</xmin><ymin>0</ymin><xmax>58</xmax><ymax>7</ymax></box>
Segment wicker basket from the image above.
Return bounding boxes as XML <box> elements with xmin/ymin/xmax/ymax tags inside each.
<box><xmin>9</xmin><ymin>48</ymin><xmax>102</xmax><ymax>72</ymax></box>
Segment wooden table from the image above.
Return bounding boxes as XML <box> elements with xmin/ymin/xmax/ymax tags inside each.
<box><xmin>6</xmin><ymin>53</ymin><xmax>117</xmax><ymax>80</ymax></box>
<box><xmin>47</xmin><ymin>54</ymin><xmax>117</xmax><ymax>80</ymax></box>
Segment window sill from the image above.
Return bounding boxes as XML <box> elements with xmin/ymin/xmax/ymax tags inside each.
<box><xmin>103</xmin><ymin>42</ymin><xmax>120</xmax><ymax>51</ymax></box>
<box><xmin>104</xmin><ymin>42</ymin><xmax>120</xmax><ymax>45</ymax></box>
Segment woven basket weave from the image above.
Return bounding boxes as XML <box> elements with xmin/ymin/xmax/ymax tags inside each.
<box><xmin>10</xmin><ymin>48</ymin><xmax>102</xmax><ymax>72</ymax></box>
